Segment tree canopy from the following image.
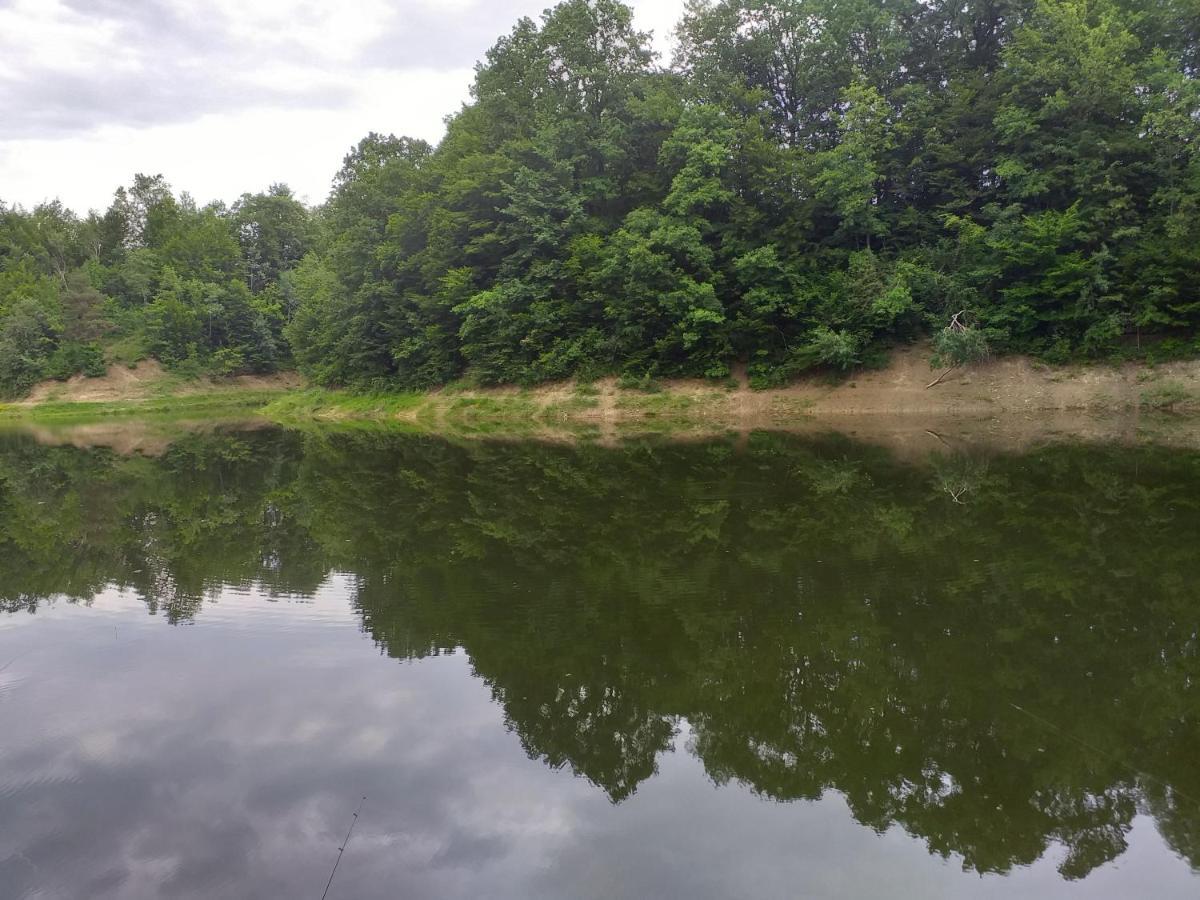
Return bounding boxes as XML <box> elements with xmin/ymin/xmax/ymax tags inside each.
<box><xmin>3</xmin><ymin>0</ymin><xmax>1200</xmax><ymax>395</ymax></box>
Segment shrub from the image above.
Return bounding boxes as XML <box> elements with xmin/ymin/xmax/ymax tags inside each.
<box><xmin>807</xmin><ymin>326</ymin><xmax>862</xmax><ymax>370</ymax></box>
<box><xmin>1140</xmin><ymin>381</ymin><xmax>1195</xmax><ymax>410</ymax></box>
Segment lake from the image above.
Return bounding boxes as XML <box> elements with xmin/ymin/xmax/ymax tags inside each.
<box><xmin>1</xmin><ymin>424</ymin><xmax>1198</xmax><ymax>899</ymax></box>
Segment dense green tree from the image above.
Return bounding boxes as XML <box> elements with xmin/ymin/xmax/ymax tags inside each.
<box><xmin>231</xmin><ymin>184</ymin><xmax>315</xmax><ymax>293</ymax></box>
<box><xmin>5</xmin><ymin>0</ymin><xmax>1200</xmax><ymax>394</ymax></box>
<box><xmin>0</xmin><ymin>170</ymin><xmax>313</xmax><ymax>393</ymax></box>
<box><xmin>280</xmin><ymin>0</ymin><xmax>1200</xmax><ymax>389</ymax></box>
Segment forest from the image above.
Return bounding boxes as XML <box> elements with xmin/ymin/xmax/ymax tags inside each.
<box><xmin>2</xmin><ymin>0</ymin><xmax>1200</xmax><ymax>396</ymax></box>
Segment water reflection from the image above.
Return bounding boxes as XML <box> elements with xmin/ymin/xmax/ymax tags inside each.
<box><xmin>1</xmin><ymin>427</ymin><xmax>1199</xmax><ymax>897</ymax></box>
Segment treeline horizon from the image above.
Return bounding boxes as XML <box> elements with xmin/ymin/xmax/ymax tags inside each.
<box><xmin>2</xmin><ymin>0</ymin><xmax>1200</xmax><ymax>396</ymax></box>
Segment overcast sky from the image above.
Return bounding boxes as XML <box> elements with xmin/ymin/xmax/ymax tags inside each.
<box><xmin>0</xmin><ymin>0</ymin><xmax>687</xmax><ymax>214</ymax></box>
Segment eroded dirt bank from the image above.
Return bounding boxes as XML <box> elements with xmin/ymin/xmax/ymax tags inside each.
<box><xmin>776</xmin><ymin>343</ymin><xmax>1200</xmax><ymax>415</ymax></box>
<box><xmin>376</xmin><ymin>343</ymin><xmax>1200</xmax><ymax>442</ymax></box>
<box><xmin>546</xmin><ymin>343</ymin><xmax>1200</xmax><ymax>420</ymax></box>
<box><xmin>18</xmin><ymin>343</ymin><xmax>1200</xmax><ymax>415</ymax></box>
<box><xmin>9</xmin><ymin>344</ymin><xmax>1200</xmax><ymax>456</ymax></box>
<box><xmin>18</xmin><ymin>359</ymin><xmax>304</xmax><ymax>405</ymax></box>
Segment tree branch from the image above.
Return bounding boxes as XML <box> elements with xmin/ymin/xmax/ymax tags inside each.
<box><xmin>926</xmin><ymin>362</ymin><xmax>960</xmax><ymax>389</ymax></box>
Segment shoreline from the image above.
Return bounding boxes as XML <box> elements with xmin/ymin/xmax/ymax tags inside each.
<box><xmin>2</xmin><ymin>344</ymin><xmax>1200</xmax><ymax>454</ymax></box>
<box><xmin>7</xmin><ymin>342</ymin><xmax>1199</xmax><ymax>423</ymax></box>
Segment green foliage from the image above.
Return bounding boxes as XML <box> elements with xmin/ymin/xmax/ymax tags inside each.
<box><xmin>1140</xmin><ymin>380</ymin><xmax>1196</xmax><ymax>410</ymax></box>
<box><xmin>616</xmin><ymin>371</ymin><xmax>663</xmax><ymax>393</ymax></box>
<box><xmin>45</xmin><ymin>341</ymin><xmax>107</xmax><ymax>380</ymax></box>
<box><xmin>279</xmin><ymin>0</ymin><xmax>1200</xmax><ymax>388</ymax></box>
<box><xmin>7</xmin><ymin>0</ymin><xmax>1200</xmax><ymax>392</ymax></box>
<box><xmin>0</xmin><ymin>298</ymin><xmax>60</xmax><ymax>396</ymax></box>
<box><xmin>930</xmin><ymin>319</ymin><xmax>991</xmax><ymax>371</ymax></box>
<box><xmin>231</xmin><ymin>184</ymin><xmax>315</xmax><ymax>292</ymax></box>
<box><xmin>0</xmin><ymin>170</ymin><xmax>313</xmax><ymax>394</ymax></box>
<box><xmin>805</xmin><ymin>326</ymin><xmax>862</xmax><ymax>370</ymax></box>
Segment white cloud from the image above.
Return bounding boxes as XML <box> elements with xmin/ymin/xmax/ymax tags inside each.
<box><xmin>0</xmin><ymin>0</ymin><xmax>127</xmax><ymax>77</ymax></box>
<box><xmin>0</xmin><ymin>67</ymin><xmax>471</xmax><ymax>211</ymax></box>
<box><xmin>210</xmin><ymin>0</ymin><xmax>400</xmax><ymax>61</ymax></box>
<box><xmin>0</xmin><ymin>0</ymin><xmax>688</xmax><ymax>212</ymax></box>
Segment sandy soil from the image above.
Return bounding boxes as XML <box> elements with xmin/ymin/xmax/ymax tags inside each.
<box><xmin>13</xmin><ymin>345</ymin><xmax>1200</xmax><ymax>456</ymax></box>
<box><xmin>487</xmin><ymin>343</ymin><xmax>1199</xmax><ymax>419</ymax></box>
<box><xmin>23</xmin><ymin>344</ymin><xmax>1200</xmax><ymax>414</ymax></box>
<box><xmin>793</xmin><ymin>343</ymin><xmax>1200</xmax><ymax>416</ymax></box>
<box><xmin>465</xmin><ymin>342</ymin><xmax>1200</xmax><ymax>451</ymax></box>
<box><xmin>20</xmin><ymin>360</ymin><xmax>304</xmax><ymax>405</ymax></box>
<box><xmin>520</xmin><ymin>342</ymin><xmax>1187</xmax><ymax>408</ymax></box>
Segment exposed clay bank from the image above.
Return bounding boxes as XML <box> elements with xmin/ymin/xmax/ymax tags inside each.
<box><xmin>5</xmin><ymin>345</ymin><xmax>1200</xmax><ymax>449</ymax></box>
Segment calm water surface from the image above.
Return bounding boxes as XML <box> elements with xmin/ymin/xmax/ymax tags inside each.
<box><xmin>1</xmin><ymin>426</ymin><xmax>1199</xmax><ymax>899</ymax></box>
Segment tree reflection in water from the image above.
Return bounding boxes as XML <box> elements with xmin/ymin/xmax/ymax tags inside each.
<box><xmin>2</xmin><ymin>426</ymin><xmax>1198</xmax><ymax>879</ymax></box>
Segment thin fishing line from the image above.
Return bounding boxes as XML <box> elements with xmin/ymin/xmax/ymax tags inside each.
<box><xmin>321</xmin><ymin>795</ymin><xmax>366</xmax><ymax>900</ymax></box>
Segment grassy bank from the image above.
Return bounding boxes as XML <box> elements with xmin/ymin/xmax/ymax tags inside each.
<box><xmin>258</xmin><ymin>378</ymin><xmax>777</xmax><ymax>436</ymax></box>
<box><xmin>13</xmin><ymin>380</ymin><xmax>1200</xmax><ymax>462</ymax></box>
<box><xmin>5</xmin><ymin>344</ymin><xmax>1200</xmax><ymax>435</ymax></box>
<box><xmin>262</xmin><ymin>387</ymin><xmax>613</xmax><ymax>436</ymax></box>
<box><xmin>260</xmin><ymin>345</ymin><xmax>1200</xmax><ymax>434</ymax></box>
<box><xmin>0</xmin><ymin>389</ymin><xmax>292</xmax><ymax>423</ymax></box>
